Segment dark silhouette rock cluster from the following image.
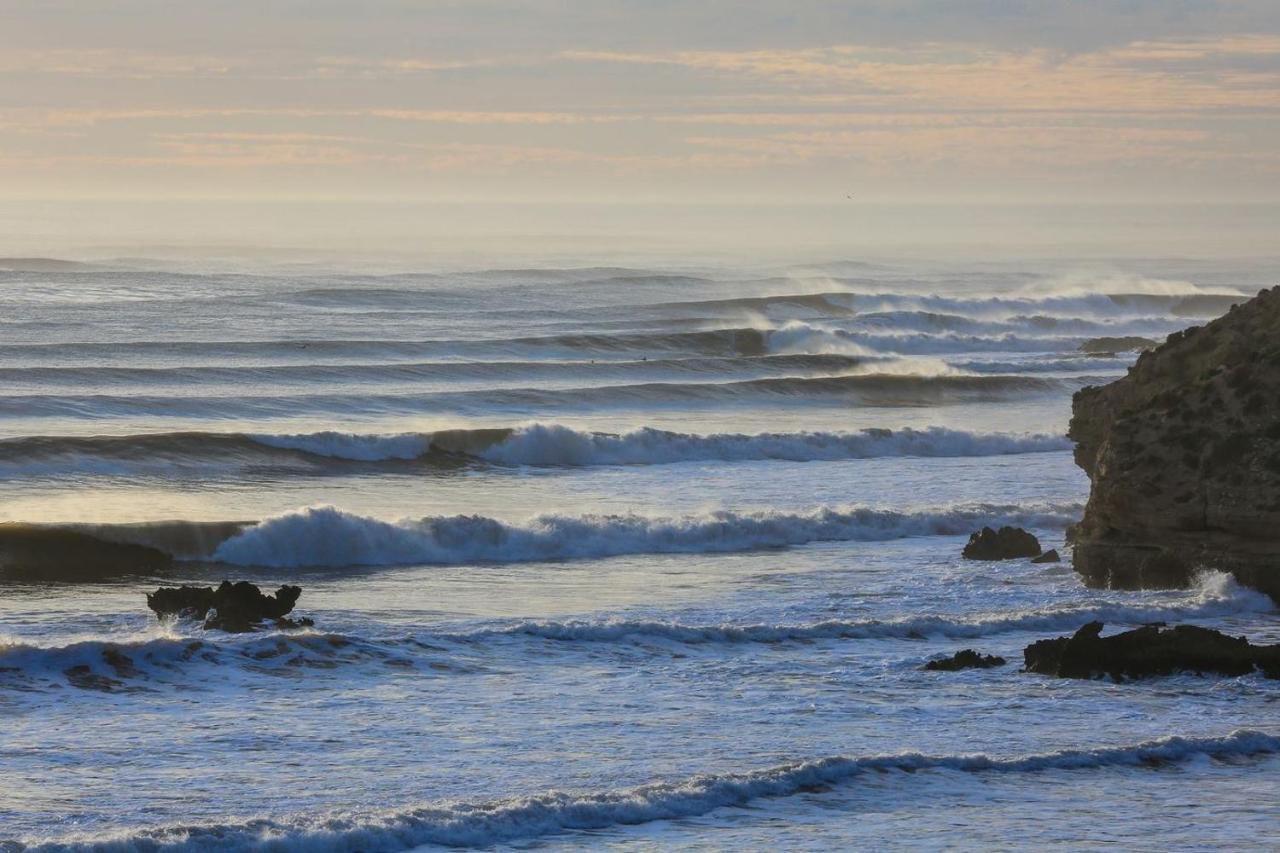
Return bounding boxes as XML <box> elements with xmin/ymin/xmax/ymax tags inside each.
<box><xmin>147</xmin><ymin>580</ymin><xmax>311</xmax><ymax>632</ymax></box>
<box><xmin>923</xmin><ymin>649</ymin><xmax>1007</xmax><ymax>671</ymax></box>
<box><xmin>1069</xmin><ymin>286</ymin><xmax>1280</xmax><ymax>600</ymax></box>
<box><xmin>962</xmin><ymin>526</ymin><xmax>1042</xmax><ymax>560</ymax></box>
<box><xmin>1024</xmin><ymin>621</ymin><xmax>1280</xmax><ymax>681</ymax></box>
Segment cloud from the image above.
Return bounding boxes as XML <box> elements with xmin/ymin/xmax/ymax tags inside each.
<box><xmin>2</xmin><ymin>26</ymin><xmax>1279</xmax><ymax>200</ymax></box>
<box><xmin>562</xmin><ymin>37</ymin><xmax>1280</xmax><ymax>112</ymax></box>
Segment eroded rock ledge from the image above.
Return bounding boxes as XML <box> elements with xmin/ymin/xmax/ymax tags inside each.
<box><xmin>1024</xmin><ymin>621</ymin><xmax>1280</xmax><ymax>681</ymax></box>
<box><xmin>1069</xmin><ymin>286</ymin><xmax>1280</xmax><ymax>599</ymax></box>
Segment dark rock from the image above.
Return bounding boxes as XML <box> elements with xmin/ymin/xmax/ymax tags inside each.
<box><xmin>147</xmin><ymin>580</ymin><xmax>304</xmax><ymax>633</ymax></box>
<box><xmin>1023</xmin><ymin>621</ymin><xmax>1280</xmax><ymax>681</ymax></box>
<box><xmin>63</xmin><ymin>665</ymin><xmax>125</xmax><ymax>692</ymax></box>
<box><xmin>1031</xmin><ymin>548</ymin><xmax>1061</xmax><ymax>564</ymax></box>
<box><xmin>1078</xmin><ymin>336</ymin><xmax>1157</xmax><ymax>354</ymax></box>
<box><xmin>1069</xmin><ymin>286</ymin><xmax>1280</xmax><ymax>600</ymax></box>
<box><xmin>962</xmin><ymin>526</ymin><xmax>1041</xmax><ymax>560</ymax></box>
<box><xmin>923</xmin><ymin>649</ymin><xmax>1007</xmax><ymax>671</ymax></box>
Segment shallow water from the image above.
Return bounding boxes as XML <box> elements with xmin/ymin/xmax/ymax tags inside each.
<box><xmin>0</xmin><ymin>259</ymin><xmax>1275</xmax><ymax>850</ymax></box>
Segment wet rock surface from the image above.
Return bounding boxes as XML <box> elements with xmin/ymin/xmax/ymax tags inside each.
<box><xmin>1031</xmin><ymin>548</ymin><xmax>1061</xmax><ymax>564</ymax></box>
<box><xmin>147</xmin><ymin>580</ymin><xmax>311</xmax><ymax>632</ymax></box>
<box><xmin>923</xmin><ymin>649</ymin><xmax>1007</xmax><ymax>671</ymax></box>
<box><xmin>1069</xmin><ymin>286</ymin><xmax>1280</xmax><ymax>600</ymax></box>
<box><xmin>1023</xmin><ymin>621</ymin><xmax>1280</xmax><ymax>681</ymax></box>
<box><xmin>962</xmin><ymin>526</ymin><xmax>1042</xmax><ymax>560</ymax></box>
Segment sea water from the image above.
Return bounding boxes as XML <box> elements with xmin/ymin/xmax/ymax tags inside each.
<box><xmin>0</xmin><ymin>259</ymin><xmax>1277</xmax><ymax>850</ymax></box>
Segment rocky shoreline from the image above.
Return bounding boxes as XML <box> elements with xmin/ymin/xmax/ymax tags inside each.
<box><xmin>1069</xmin><ymin>286</ymin><xmax>1280</xmax><ymax>600</ymax></box>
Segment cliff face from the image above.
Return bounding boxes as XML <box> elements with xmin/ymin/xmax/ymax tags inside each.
<box><xmin>1069</xmin><ymin>286</ymin><xmax>1280</xmax><ymax>599</ymax></box>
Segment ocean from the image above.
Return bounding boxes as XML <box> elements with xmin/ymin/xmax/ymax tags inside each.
<box><xmin>1</xmin><ymin>258</ymin><xmax>1277</xmax><ymax>850</ymax></box>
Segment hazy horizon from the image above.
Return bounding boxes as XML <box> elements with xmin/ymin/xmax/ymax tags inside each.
<box><xmin>3</xmin><ymin>1</ymin><xmax>1280</xmax><ymax>264</ymax></box>
<box><xmin>4</xmin><ymin>200</ymin><xmax>1280</xmax><ymax>268</ymax></box>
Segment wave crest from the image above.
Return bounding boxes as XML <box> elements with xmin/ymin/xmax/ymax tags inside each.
<box><xmin>211</xmin><ymin>502</ymin><xmax>1080</xmax><ymax>568</ymax></box>
<box><xmin>476</xmin><ymin>424</ymin><xmax>1070</xmax><ymax>467</ymax></box>
<box><xmin>25</xmin><ymin>730</ymin><xmax>1279</xmax><ymax>851</ymax></box>
<box><xmin>0</xmin><ymin>424</ymin><xmax>1071</xmax><ymax>478</ymax></box>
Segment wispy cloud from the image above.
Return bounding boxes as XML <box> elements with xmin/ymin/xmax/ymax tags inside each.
<box><xmin>3</xmin><ymin>25</ymin><xmax>1279</xmax><ymax>200</ymax></box>
<box><xmin>562</xmin><ymin>37</ymin><xmax>1280</xmax><ymax>112</ymax></box>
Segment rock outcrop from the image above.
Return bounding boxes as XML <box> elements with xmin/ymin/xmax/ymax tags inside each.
<box><xmin>147</xmin><ymin>580</ymin><xmax>310</xmax><ymax>632</ymax></box>
<box><xmin>923</xmin><ymin>649</ymin><xmax>1007</xmax><ymax>671</ymax></box>
<box><xmin>1024</xmin><ymin>621</ymin><xmax>1280</xmax><ymax>681</ymax></box>
<box><xmin>962</xmin><ymin>526</ymin><xmax>1042</xmax><ymax>560</ymax></box>
<box><xmin>1069</xmin><ymin>286</ymin><xmax>1280</xmax><ymax>599</ymax></box>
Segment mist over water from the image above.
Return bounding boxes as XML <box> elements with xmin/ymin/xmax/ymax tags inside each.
<box><xmin>2</xmin><ymin>256</ymin><xmax>1277</xmax><ymax>850</ymax></box>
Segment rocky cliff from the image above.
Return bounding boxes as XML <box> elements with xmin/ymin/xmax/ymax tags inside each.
<box><xmin>1069</xmin><ymin>286</ymin><xmax>1280</xmax><ymax>599</ymax></box>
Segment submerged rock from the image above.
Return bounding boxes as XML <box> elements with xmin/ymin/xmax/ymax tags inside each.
<box><xmin>923</xmin><ymin>649</ymin><xmax>1007</xmax><ymax>671</ymax></box>
<box><xmin>1031</xmin><ymin>548</ymin><xmax>1061</xmax><ymax>564</ymax></box>
<box><xmin>1069</xmin><ymin>286</ymin><xmax>1280</xmax><ymax>599</ymax></box>
<box><xmin>1023</xmin><ymin>621</ymin><xmax>1280</xmax><ymax>681</ymax></box>
<box><xmin>147</xmin><ymin>580</ymin><xmax>310</xmax><ymax>633</ymax></box>
<box><xmin>1078</xmin><ymin>336</ymin><xmax>1156</xmax><ymax>354</ymax></box>
<box><xmin>962</xmin><ymin>526</ymin><xmax>1041</xmax><ymax>560</ymax></box>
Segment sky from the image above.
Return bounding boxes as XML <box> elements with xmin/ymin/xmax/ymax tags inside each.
<box><xmin>1</xmin><ymin>1</ymin><xmax>1279</xmax><ymax>258</ymax></box>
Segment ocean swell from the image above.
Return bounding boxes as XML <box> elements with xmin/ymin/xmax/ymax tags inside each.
<box><xmin>22</xmin><ymin>730</ymin><xmax>1280</xmax><ymax>851</ymax></box>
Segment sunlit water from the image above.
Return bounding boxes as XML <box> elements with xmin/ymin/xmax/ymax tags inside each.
<box><xmin>1</xmin><ymin>259</ymin><xmax>1276</xmax><ymax>850</ymax></box>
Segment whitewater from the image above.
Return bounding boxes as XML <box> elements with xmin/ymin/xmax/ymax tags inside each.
<box><xmin>2</xmin><ymin>258</ymin><xmax>1277</xmax><ymax>851</ymax></box>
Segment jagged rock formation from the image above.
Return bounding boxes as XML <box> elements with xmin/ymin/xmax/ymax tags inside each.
<box><xmin>1024</xmin><ymin>621</ymin><xmax>1280</xmax><ymax>681</ymax></box>
<box><xmin>962</xmin><ymin>526</ymin><xmax>1042</xmax><ymax>560</ymax></box>
<box><xmin>147</xmin><ymin>580</ymin><xmax>310</xmax><ymax>632</ymax></box>
<box><xmin>922</xmin><ymin>649</ymin><xmax>1007</xmax><ymax>671</ymax></box>
<box><xmin>1069</xmin><ymin>286</ymin><xmax>1280</xmax><ymax>599</ymax></box>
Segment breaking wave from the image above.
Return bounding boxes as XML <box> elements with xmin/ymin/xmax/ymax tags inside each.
<box><xmin>0</xmin><ymin>631</ymin><xmax>445</xmax><ymax>692</ymax></box>
<box><xmin>2</xmin><ymin>574</ymin><xmax>1268</xmax><ymax>692</ymax></box>
<box><xmin>22</xmin><ymin>730</ymin><xmax>1280</xmax><ymax>850</ymax></box>
<box><xmin>0</xmin><ymin>424</ymin><xmax>1071</xmax><ymax>478</ymax></box>
<box><xmin>210</xmin><ymin>502</ymin><xmax>1080</xmax><ymax>568</ymax></box>
<box><xmin>0</xmin><ymin>501</ymin><xmax>1080</xmax><ymax>575</ymax></box>
<box><xmin>474</xmin><ymin>424</ymin><xmax>1071</xmax><ymax>467</ymax></box>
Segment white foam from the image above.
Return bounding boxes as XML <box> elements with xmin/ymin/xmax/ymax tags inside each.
<box><xmin>27</xmin><ymin>730</ymin><xmax>1279</xmax><ymax>851</ymax></box>
<box><xmin>462</xmin><ymin>572</ymin><xmax>1275</xmax><ymax>645</ymax></box>
<box><xmin>0</xmin><ymin>631</ymin><xmax>412</xmax><ymax>690</ymax></box>
<box><xmin>763</xmin><ymin>320</ymin><xmax>872</xmax><ymax>356</ymax></box>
